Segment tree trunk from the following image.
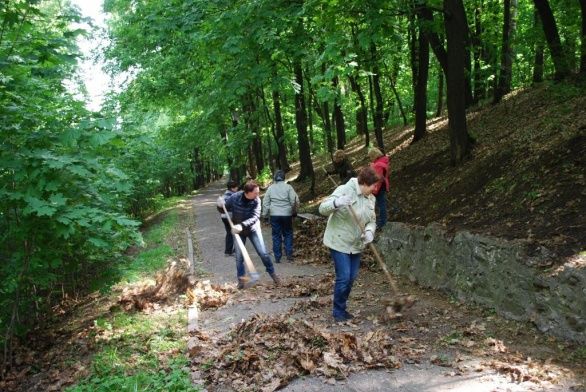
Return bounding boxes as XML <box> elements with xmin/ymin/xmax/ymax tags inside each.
<box><xmin>580</xmin><ymin>0</ymin><xmax>586</xmax><ymax>76</ymax></box>
<box><xmin>494</xmin><ymin>0</ymin><xmax>517</xmax><ymax>103</ymax></box>
<box><xmin>332</xmin><ymin>76</ymin><xmax>346</xmax><ymax>149</ymax></box>
<box><xmin>349</xmin><ymin>74</ymin><xmax>369</xmax><ymax>148</ymax></box>
<box><xmin>419</xmin><ymin>4</ymin><xmax>448</xmax><ymax>74</ymax></box>
<box><xmin>272</xmin><ymin>90</ymin><xmax>290</xmax><ymax>171</ymax></box>
<box><xmin>533</xmin><ymin>0</ymin><xmax>570</xmax><ymax>80</ymax></box>
<box><xmin>321</xmin><ymin>100</ymin><xmax>334</xmax><ymax>154</ymax></box>
<box><xmin>419</xmin><ymin>2</ymin><xmax>472</xmax><ymax>107</ymax></box>
<box><xmin>409</xmin><ymin>13</ymin><xmax>419</xmax><ymax>99</ymax></box>
<box><xmin>307</xmin><ymin>87</ymin><xmax>315</xmax><ymax>153</ymax></box>
<box><xmin>444</xmin><ymin>0</ymin><xmax>473</xmax><ymax>165</ymax></box>
<box><xmin>293</xmin><ymin>60</ymin><xmax>314</xmax><ymax>180</ymax></box>
<box><xmin>413</xmin><ymin>23</ymin><xmax>430</xmax><ymax>143</ymax></box>
<box><xmin>244</xmin><ymin>97</ymin><xmax>264</xmax><ymax>175</ymax></box>
<box><xmin>370</xmin><ymin>43</ymin><xmax>385</xmax><ymax>152</ymax></box>
<box><xmin>385</xmin><ymin>63</ymin><xmax>409</xmax><ymax>126</ymax></box>
<box><xmin>532</xmin><ymin>8</ymin><xmax>545</xmax><ymax>83</ymax></box>
<box><xmin>228</xmin><ymin>112</ymin><xmax>246</xmax><ymax>182</ymax></box>
<box><xmin>436</xmin><ymin>62</ymin><xmax>444</xmax><ymax>117</ymax></box>
<box><xmin>472</xmin><ymin>0</ymin><xmax>486</xmax><ymax>102</ymax></box>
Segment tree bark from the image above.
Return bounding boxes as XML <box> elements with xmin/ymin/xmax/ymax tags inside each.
<box><xmin>418</xmin><ymin>4</ymin><xmax>448</xmax><ymax>74</ymax></box>
<box><xmin>494</xmin><ymin>0</ymin><xmax>517</xmax><ymax>104</ymax></box>
<box><xmin>385</xmin><ymin>63</ymin><xmax>409</xmax><ymax>126</ymax></box>
<box><xmin>409</xmin><ymin>13</ymin><xmax>419</xmax><ymax>98</ymax></box>
<box><xmin>244</xmin><ymin>96</ymin><xmax>264</xmax><ymax>175</ymax></box>
<box><xmin>293</xmin><ymin>60</ymin><xmax>314</xmax><ymax>180</ymax></box>
<box><xmin>533</xmin><ymin>0</ymin><xmax>570</xmax><ymax>80</ymax></box>
<box><xmin>532</xmin><ymin>8</ymin><xmax>545</xmax><ymax>83</ymax></box>
<box><xmin>418</xmin><ymin>2</ymin><xmax>472</xmax><ymax>107</ymax></box>
<box><xmin>472</xmin><ymin>0</ymin><xmax>486</xmax><ymax>102</ymax></box>
<box><xmin>413</xmin><ymin>22</ymin><xmax>430</xmax><ymax>143</ymax></box>
<box><xmin>580</xmin><ymin>0</ymin><xmax>586</xmax><ymax>76</ymax></box>
<box><xmin>349</xmin><ymin>74</ymin><xmax>370</xmax><ymax>147</ymax></box>
<box><xmin>370</xmin><ymin>43</ymin><xmax>385</xmax><ymax>151</ymax></box>
<box><xmin>332</xmin><ymin>76</ymin><xmax>346</xmax><ymax>149</ymax></box>
<box><xmin>272</xmin><ymin>90</ymin><xmax>290</xmax><ymax>171</ymax></box>
<box><xmin>321</xmin><ymin>100</ymin><xmax>334</xmax><ymax>154</ymax></box>
<box><xmin>436</xmin><ymin>62</ymin><xmax>444</xmax><ymax>117</ymax></box>
<box><xmin>444</xmin><ymin>0</ymin><xmax>473</xmax><ymax>165</ymax></box>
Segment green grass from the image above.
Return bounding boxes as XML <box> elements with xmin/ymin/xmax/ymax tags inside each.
<box><xmin>67</xmin><ymin>202</ymin><xmax>200</xmax><ymax>392</ymax></box>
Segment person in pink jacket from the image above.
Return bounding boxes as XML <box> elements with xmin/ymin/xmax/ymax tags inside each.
<box><xmin>368</xmin><ymin>148</ymin><xmax>390</xmax><ymax>229</ymax></box>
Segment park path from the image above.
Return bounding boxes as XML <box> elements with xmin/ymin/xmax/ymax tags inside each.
<box><xmin>188</xmin><ymin>179</ymin><xmax>579</xmax><ymax>392</ymax></box>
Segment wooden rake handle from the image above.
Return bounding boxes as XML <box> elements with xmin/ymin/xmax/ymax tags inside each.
<box><xmin>347</xmin><ymin>205</ymin><xmax>400</xmax><ymax>297</ymax></box>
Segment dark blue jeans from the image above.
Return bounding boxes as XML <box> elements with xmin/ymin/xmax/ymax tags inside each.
<box><xmin>375</xmin><ymin>188</ymin><xmax>387</xmax><ymax>229</ymax></box>
<box><xmin>270</xmin><ymin>215</ymin><xmax>293</xmax><ymax>261</ymax></box>
<box><xmin>331</xmin><ymin>249</ymin><xmax>361</xmax><ymax>319</ymax></box>
<box><xmin>234</xmin><ymin>229</ymin><xmax>275</xmax><ymax>278</ymax></box>
<box><xmin>221</xmin><ymin>218</ymin><xmax>234</xmax><ymax>254</ymax></box>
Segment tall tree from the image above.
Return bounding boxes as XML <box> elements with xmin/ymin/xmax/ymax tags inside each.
<box><xmin>580</xmin><ymin>0</ymin><xmax>586</xmax><ymax>76</ymax></box>
<box><xmin>370</xmin><ymin>43</ymin><xmax>385</xmax><ymax>151</ymax></box>
<box><xmin>532</xmin><ymin>8</ymin><xmax>545</xmax><ymax>83</ymax></box>
<box><xmin>417</xmin><ymin>2</ymin><xmax>473</xmax><ymax>107</ymax></box>
<box><xmin>349</xmin><ymin>74</ymin><xmax>370</xmax><ymax>147</ymax></box>
<box><xmin>413</xmin><ymin>19</ymin><xmax>430</xmax><ymax>143</ymax></box>
<box><xmin>332</xmin><ymin>76</ymin><xmax>346</xmax><ymax>149</ymax></box>
<box><xmin>444</xmin><ymin>0</ymin><xmax>474</xmax><ymax>164</ymax></box>
<box><xmin>293</xmin><ymin>60</ymin><xmax>314</xmax><ymax>181</ymax></box>
<box><xmin>494</xmin><ymin>0</ymin><xmax>518</xmax><ymax>103</ymax></box>
<box><xmin>533</xmin><ymin>0</ymin><xmax>570</xmax><ymax>79</ymax></box>
<box><xmin>272</xmin><ymin>90</ymin><xmax>290</xmax><ymax>171</ymax></box>
<box><xmin>436</xmin><ymin>61</ymin><xmax>444</xmax><ymax>116</ymax></box>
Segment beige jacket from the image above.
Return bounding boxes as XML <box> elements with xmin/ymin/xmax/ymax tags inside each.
<box><xmin>318</xmin><ymin>178</ymin><xmax>376</xmax><ymax>254</ymax></box>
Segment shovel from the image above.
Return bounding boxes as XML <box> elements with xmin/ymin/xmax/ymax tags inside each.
<box><xmin>220</xmin><ymin>201</ymin><xmax>260</xmax><ymax>287</ymax></box>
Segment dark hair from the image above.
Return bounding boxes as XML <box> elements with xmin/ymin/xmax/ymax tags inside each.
<box><xmin>227</xmin><ymin>180</ymin><xmax>239</xmax><ymax>189</ymax></box>
<box><xmin>242</xmin><ymin>180</ymin><xmax>259</xmax><ymax>194</ymax></box>
<box><xmin>357</xmin><ymin>166</ymin><xmax>379</xmax><ymax>186</ymax></box>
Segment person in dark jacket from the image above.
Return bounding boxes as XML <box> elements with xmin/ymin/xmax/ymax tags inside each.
<box><xmin>220</xmin><ymin>180</ymin><xmax>281</xmax><ymax>289</ymax></box>
<box><xmin>327</xmin><ymin>149</ymin><xmax>356</xmax><ymax>185</ymax></box>
<box><xmin>218</xmin><ymin>180</ymin><xmax>239</xmax><ymax>256</ymax></box>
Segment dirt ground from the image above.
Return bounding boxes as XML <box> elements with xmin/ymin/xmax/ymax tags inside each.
<box><xmin>188</xmin><ymin>179</ymin><xmax>586</xmax><ymax>392</ymax></box>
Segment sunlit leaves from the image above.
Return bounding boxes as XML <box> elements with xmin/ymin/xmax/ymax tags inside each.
<box><xmin>0</xmin><ymin>0</ymin><xmax>141</xmax><ymax>344</ymax></box>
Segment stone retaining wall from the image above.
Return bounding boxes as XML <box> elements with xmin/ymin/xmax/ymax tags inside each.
<box><xmin>378</xmin><ymin>222</ymin><xmax>586</xmax><ymax>344</ymax></box>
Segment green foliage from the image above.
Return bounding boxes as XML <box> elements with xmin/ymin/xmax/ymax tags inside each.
<box><xmin>256</xmin><ymin>166</ymin><xmax>274</xmax><ymax>187</ymax></box>
<box><xmin>66</xmin><ymin>209</ymin><xmax>197</xmax><ymax>391</ymax></box>
<box><xmin>0</xmin><ymin>0</ymin><xmax>141</xmax><ymax>346</ymax></box>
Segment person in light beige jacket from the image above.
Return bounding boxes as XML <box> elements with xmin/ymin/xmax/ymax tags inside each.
<box><xmin>319</xmin><ymin>167</ymin><xmax>378</xmax><ymax>322</ymax></box>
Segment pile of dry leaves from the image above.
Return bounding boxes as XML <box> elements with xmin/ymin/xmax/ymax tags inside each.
<box><xmin>186</xmin><ymin>280</ymin><xmax>234</xmax><ymax>309</ymax></box>
<box><xmin>293</xmin><ymin>219</ymin><xmax>330</xmax><ymax>264</ymax></box>
<box><xmin>189</xmin><ymin>312</ymin><xmax>400</xmax><ymax>391</ymax></box>
<box><xmin>118</xmin><ymin>260</ymin><xmax>190</xmax><ymax>312</ymax></box>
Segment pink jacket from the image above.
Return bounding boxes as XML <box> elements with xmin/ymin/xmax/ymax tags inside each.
<box><xmin>370</xmin><ymin>155</ymin><xmax>390</xmax><ymax>195</ymax></box>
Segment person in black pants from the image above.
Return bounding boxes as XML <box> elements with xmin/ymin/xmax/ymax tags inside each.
<box><xmin>218</xmin><ymin>180</ymin><xmax>239</xmax><ymax>256</ymax></box>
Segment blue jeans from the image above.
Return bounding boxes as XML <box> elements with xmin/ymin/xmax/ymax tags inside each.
<box><xmin>270</xmin><ymin>216</ymin><xmax>293</xmax><ymax>261</ymax></box>
<box><xmin>221</xmin><ymin>218</ymin><xmax>234</xmax><ymax>254</ymax></box>
<box><xmin>234</xmin><ymin>229</ymin><xmax>275</xmax><ymax>278</ymax></box>
<box><xmin>331</xmin><ymin>249</ymin><xmax>361</xmax><ymax>318</ymax></box>
<box><xmin>375</xmin><ymin>188</ymin><xmax>387</xmax><ymax>229</ymax></box>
